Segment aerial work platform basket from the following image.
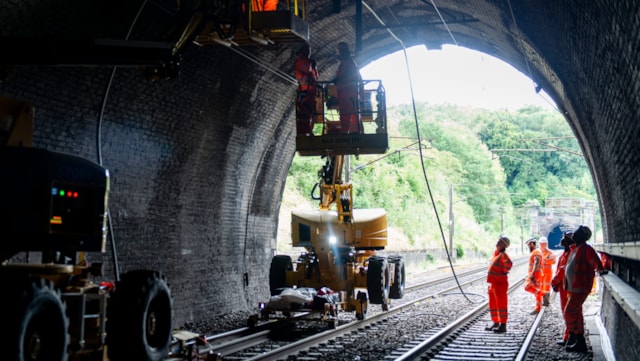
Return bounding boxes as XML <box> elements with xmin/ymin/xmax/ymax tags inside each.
<box><xmin>295</xmin><ymin>79</ymin><xmax>388</xmax><ymax>156</ymax></box>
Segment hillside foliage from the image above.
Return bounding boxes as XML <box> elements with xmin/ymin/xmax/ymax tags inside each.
<box><xmin>279</xmin><ymin>103</ymin><xmax>596</xmax><ymax>257</ymax></box>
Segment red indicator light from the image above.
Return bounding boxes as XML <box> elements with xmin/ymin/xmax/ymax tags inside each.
<box><xmin>73</xmin><ymin>192</ymin><xmax>79</xmax><ymax>198</ymax></box>
<box><xmin>67</xmin><ymin>192</ymin><xmax>73</xmax><ymax>197</ymax></box>
<box><xmin>50</xmin><ymin>216</ymin><xmax>63</xmax><ymax>225</ymax></box>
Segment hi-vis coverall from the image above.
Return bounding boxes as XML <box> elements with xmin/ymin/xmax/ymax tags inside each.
<box><xmin>564</xmin><ymin>243</ymin><xmax>604</xmax><ymax>335</ymax></box>
<box><xmin>541</xmin><ymin>247</ymin><xmax>557</xmax><ymax>294</ymax></box>
<box><xmin>552</xmin><ymin>244</ymin><xmax>575</xmax><ymax>341</ymax></box>
<box><xmin>528</xmin><ymin>248</ymin><xmax>544</xmax><ymax>312</ymax></box>
<box><xmin>487</xmin><ymin>250</ymin><xmax>513</xmax><ymax>324</ymax></box>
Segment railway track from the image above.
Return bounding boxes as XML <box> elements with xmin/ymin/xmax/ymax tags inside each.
<box><xmin>389</xmin><ymin>277</ymin><xmax>543</xmax><ymax>361</ymax></box>
<box><xmin>170</xmin><ymin>260</ymin><xmax>533</xmax><ymax>360</ymax></box>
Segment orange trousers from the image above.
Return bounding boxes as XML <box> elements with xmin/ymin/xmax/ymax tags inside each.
<box><xmin>565</xmin><ymin>290</ymin><xmax>590</xmax><ymax>335</ymax></box>
<box><xmin>488</xmin><ymin>282</ymin><xmax>508</xmax><ymax>323</ymax></box>
<box><xmin>558</xmin><ymin>286</ymin><xmax>569</xmax><ymax>340</ymax></box>
<box><xmin>531</xmin><ymin>274</ymin><xmax>544</xmax><ymax>312</ymax></box>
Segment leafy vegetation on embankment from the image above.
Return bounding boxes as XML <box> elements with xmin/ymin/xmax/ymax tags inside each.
<box><xmin>278</xmin><ymin>103</ymin><xmax>595</xmax><ymax>258</ymax></box>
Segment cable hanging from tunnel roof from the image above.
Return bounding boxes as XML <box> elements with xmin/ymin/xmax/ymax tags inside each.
<box><xmin>225</xmin><ymin>45</ymin><xmax>298</xmax><ymax>85</ymax></box>
<box><xmin>426</xmin><ymin>0</ymin><xmax>459</xmax><ymax>46</ymax></box>
<box><xmin>505</xmin><ymin>0</ymin><xmax>560</xmax><ymax>112</ymax></box>
<box><xmin>363</xmin><ymin>0</ymin><xmax>475</xmax><ymax>303</ymax></box>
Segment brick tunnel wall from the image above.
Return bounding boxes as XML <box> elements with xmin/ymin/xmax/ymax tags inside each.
<box><xmin>3</xmin><ymin>1</ymin><xmax>640</xmax><ymax>358</ymax></box>
<box><xmin>0</xmin><ymin>43</ymin><xmax>298</xmax><ymax>324</ymax></box>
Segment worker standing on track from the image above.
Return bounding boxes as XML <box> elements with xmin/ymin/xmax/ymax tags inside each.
<box><xmin>525</xmin><ymin>238</ymin><xmax>544</xmax><ymax>314</ymax></box>
<box><xmin>485</xmin><ymin>235</ymin><xmax>513</xmax><ymax>333</ymax></box>
<box><xmin>564</xmin><ymin>225</ymin><xmax>607</xmax><ymax>353</ymax></box>
<box><xmin>551</xmin><ymin>231</ymin><xmax>574</xmax><ymax>346</ymax></box>
<box><xmin>539</xmin><ymin>237</ymin><xmax>557</xmax><ymax>306</ymax></box>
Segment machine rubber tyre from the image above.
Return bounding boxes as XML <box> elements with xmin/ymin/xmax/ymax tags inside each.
<box><xmin>107</xmin><ymin>270</ymin><xmax>173</xmax><ymax>361</ymax></box>
<box><xmin>366</xmin><ymin>256</ymin><xmax>390</xmax><ymax>305</ymax></box>
<box><xmin>269</xmin><ymin>255</ymin><xmax>292</xmax><ymax>295</ymax></box>
<box><xmin>2</xmin><ymin>277</ymin><xmax>69</xmax><ymax>361</ymax></box>
<box><xmin>355</xmin><ymin>291</ymin><xmax>368</xmax><ymax>320</ymax></box>
<box><xmin>388</xmin><ymin>257</ymin><xmax>405</xmax><ymax>299</ymax></box>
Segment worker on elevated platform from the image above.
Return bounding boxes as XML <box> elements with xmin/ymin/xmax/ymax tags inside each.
<box><xmin>485</xmin><ymin>235</ymin><xmax>512</xmax><ymax>333</ymax></box>
<box><xmin>294</xmin><ymin>43</ymin><xmax>318</xmax><ymax>135</ymax></box>
<box><xmin>333</xmin><ymin>42</ymin><xmax>362</xmax><ymax>134</ymax></box>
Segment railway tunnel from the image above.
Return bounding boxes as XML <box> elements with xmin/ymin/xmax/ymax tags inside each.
<box><xmin>1</xmin><ymin>1</ymin><xmax>639</xmax><ymax>359</ymax></box>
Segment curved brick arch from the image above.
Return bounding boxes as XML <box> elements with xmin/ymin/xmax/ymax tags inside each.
<box><xmin>1</xmin><ymin>1</ymin><xmax>639</xmax><ymax>357</ymax></box>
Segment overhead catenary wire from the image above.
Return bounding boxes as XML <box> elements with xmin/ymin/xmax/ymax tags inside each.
<box><xmin>362</xmin><ymin>1</ymin><xmax>474</xmax><ymax>303</ymax></box>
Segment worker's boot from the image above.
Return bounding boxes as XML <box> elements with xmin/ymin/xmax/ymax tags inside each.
<box><xmin>566</xmin><ymin>333</ymin><xmax>587</xmax><ymax>353</ymax></box>
<box><xmin>484</xmin><ymin>322</ymin><xmax>499</xmax><ymax>331</ymax></box>
<box><xmin>543</xmin><ymin>293</ymin><xmax>550</xmax><ymax>306</ymax></box>
<box><xmin>493</xmin><ymin>323</ymin><xmax>507</xmax><ymax>333</ymax></box>
<box><xmin>558</xmin><ymin>332</ymin><xmax>575</xmax><ymax>346</ymax></box>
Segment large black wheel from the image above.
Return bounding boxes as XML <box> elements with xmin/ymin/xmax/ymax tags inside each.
<box><xmin>2</xmin><ymin>278</ymin><xmax>69</xmax><ymax>361</ymax></box>
<box><xmin>269</xmin><ymin>255</ymin><xmax>292</xmax><ymax>295</ymax></box>
<box><xmin>366</xmin><ymin>256</ymin><xmax>390</xmax><ymax>305</ymax></box>
<box><xmin>107</xmin><ymin>270</ymin><xmax>173</xmax><ymax>361</ymax></box>
<box><xmin>388</xmin><ymin>256</ymin><xmax>405</xmax><ymax>299</ymax></box>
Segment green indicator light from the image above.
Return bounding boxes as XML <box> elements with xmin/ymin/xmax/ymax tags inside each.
<box><xmin>59</xmin><ymin>190</ymin><xmax>65</xmax><ymax>196</ymax></box>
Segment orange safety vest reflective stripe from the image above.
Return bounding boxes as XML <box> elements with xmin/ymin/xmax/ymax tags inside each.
<box><xmin>528</xmin><ymin>248</ymin><xmax>543</xmax><ymax>279</ymax></box>
<box><xmin>487</xmin><ymin>250</ymin><xmax>512</xmax><ymax>284</ymax></box>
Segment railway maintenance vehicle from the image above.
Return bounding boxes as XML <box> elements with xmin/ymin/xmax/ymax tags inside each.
<box><xmin>0</xmin><ymin>95</ymin><xmax>174</xmax><ymax>361</ymax></box>
<box><xmin>259</xmin><ymin>79</ymin><xmax>406</xmax><ymax>323</ymax></box>
<box><xmin>0</xmin><ymin>2</ymin><xmax>311</xmax><ymax>359</ymax></box>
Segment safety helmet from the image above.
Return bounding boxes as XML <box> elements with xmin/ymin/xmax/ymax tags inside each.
<box><xmin>539</xmin><ymin>236</ymin><xmax>548</xmax><ymax>244</ymax></box>
<box><xmin>524</xmin><ymin>237</ymin><xmax>536</xmax><ymax>245</ymax></box>
<box><xmin>498</xmin><ymin>236</ymin><xmax>510</xmax><ymax>247</ymax></box>
<box><xmin>573</xmin><ymin>225</ymin><xmax>592</xmax><ymax>242</ymax></box>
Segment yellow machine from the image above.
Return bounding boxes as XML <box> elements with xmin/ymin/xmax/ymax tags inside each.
<box><xmin>265</xmin><ymin>79</ymin><xmax>405</xmax><ymax>321</ymax></box>
<box><xmin>0</xmin><ymin>96</ymin><xmax>173</xmax><ymax>361</ymax></box>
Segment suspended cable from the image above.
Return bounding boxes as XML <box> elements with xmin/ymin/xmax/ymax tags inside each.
<box><xmin>505</xmin><ymin>0</ymin><xmax>560</xmax><ymax>112</ymax></box>
<box><xmin>96</xmin><ymin>0</ymin><xmax>150</xmax><ymax>282</ymax></box>
<box><xmin>226</xmin><ymin>45</ymin><xmax>298</xmax><ymax>85</ymax></box>
<box><xmin>428</xmin><ymin>0</ymin><xmax>459</xmax><ymax>45</ymax></box>
<box><xmin>362</xmin><ymin>1</ymin><xmax>474</xmax><ymax>302</ymax></box>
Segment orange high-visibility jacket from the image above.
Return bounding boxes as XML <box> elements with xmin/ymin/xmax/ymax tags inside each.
<box><xmin>487</xmin><ymin>250</ymin><xmax>512</xmax><ymax>284</ymax></box>
<box><xmin>565</xmin><ymin>243</ymin><xmax>604</xmax><ymax>293</ymax></box>
<box><xmin>528</xmin><ymin>248</ymin><xmax>543</xmax><ymax>281</ymax></box>
<box><xmin>551</xmin><ymin>245</ymin><xmax>574</xmax><ymax>290</ymax></box>
<box><xmin>542</xmin><ymin>248</ymin><xmax>556</xmax><ymax>272</ymax></box>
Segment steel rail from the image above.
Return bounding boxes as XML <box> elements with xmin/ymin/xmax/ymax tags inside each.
<box><xmin>393</xmin><ymin>276</ymin><xmax>528</xmax><ymax>361</ymax></box>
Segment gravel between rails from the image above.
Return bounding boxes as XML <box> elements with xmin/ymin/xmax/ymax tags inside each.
<box><xmin>177</xmin><ymin>260</ymin><xmax>603</xmax><ymax>361</ymax></box>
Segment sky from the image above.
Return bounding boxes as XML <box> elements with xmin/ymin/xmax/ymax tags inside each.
<box><xmin>359</xmin><ymin>45</ymin><xmax>557</xmax><ymax>111</ymax></box>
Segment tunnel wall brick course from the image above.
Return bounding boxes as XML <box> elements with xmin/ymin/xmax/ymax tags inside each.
<box><xmin>2</xmin><ymin>2</ymin><xmax>640</xmax><ymax>358</ymax></box>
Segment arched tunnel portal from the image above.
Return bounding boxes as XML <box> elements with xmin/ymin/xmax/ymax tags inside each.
<box><xmin>1</xmin><ymin>1</ymin><xmax>639</xmax><ymax>359</ymax></box>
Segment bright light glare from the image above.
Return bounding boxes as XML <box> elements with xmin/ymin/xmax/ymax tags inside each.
<box><xmin>329</xmin><ymin>236</ymin><xmax>337</xmax><ymax>245</ymax></box>
<box><xmin>360</xmin><ymin>45</ymin><xmax>556</xmax><ymax>111</ymax></box>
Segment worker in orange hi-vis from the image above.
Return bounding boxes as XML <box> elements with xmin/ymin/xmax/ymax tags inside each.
<box><xmin>539</xmin><ymin>237</ymin><xmax>557</xmax><ymax>306</ymax></box>
<box><xmin>252</xmin><ymin>0</ymin><xmax>279</xmax><ymax>11</ymax></box>
<box><xmin>294</xmin><ymin>44</ymin><xmax>318</xmax><ymax>135</ymax></box>
<box><xmin>551</xmin><ymin>231</ymin><xmax>575</xmax><ymax>346</ymax></box>
<box><xmin>485</xmin><ymin>236</ymin><xmax>513</xmax><ymax>334</ymax></box>
<box><xmin>525</xmin><ymin>238</ymin><xmax>544</xmax><ymax>314</ymax></box>
<box><xmin>334</xmin><ymin>42</ymin><xmax>362</xmax><ymax>134</ymax></box>
<box><xmin>563</xmin><ymin>225</ymin><xmax>608</xmax><ymax>353</ymax></box>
